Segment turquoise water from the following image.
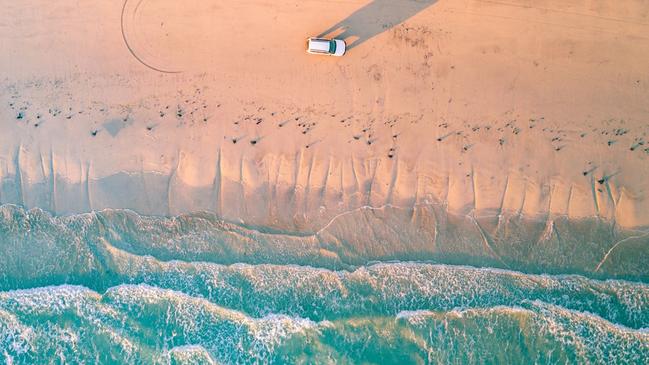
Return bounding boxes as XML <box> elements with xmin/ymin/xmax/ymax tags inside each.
<box><xmin>1</xmin><ymin>205</ymin><xmax>648</xmax><ymax>363</ymax></box>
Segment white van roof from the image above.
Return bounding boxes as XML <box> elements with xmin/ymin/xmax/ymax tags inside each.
<box><xmin>308</xmin><ymin>38</ymin><xmax>330</xmax><ymax>53</ymax></box>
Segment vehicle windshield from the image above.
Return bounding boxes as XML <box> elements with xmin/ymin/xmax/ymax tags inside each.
<box><xmin>328</xmin><ymin>40</ymin><xmax>336</xmax><ymax>54</ymax></box>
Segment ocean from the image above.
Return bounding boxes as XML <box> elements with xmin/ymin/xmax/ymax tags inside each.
<box><xmin>0</xmin><ymin>205</ymin><xmax>647</xmax><ymax>364</ymax></box>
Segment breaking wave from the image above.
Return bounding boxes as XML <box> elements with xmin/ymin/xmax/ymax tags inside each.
<box><xmin>1</xmin><ymin>284</ymin><xmax>647</xmax><ymax>364</ymax></box>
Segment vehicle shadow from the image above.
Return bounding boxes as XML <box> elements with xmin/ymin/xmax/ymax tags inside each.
<box><xmin>318</xmin><ymin>0</ymin><xmax>438</xmax><ymax>51</ymax></box>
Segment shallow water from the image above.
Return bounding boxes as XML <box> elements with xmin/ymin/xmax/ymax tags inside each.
<box><xmin>1</xmin><ymin>205</ymin><xmax>648</xmax><ymax>364</ymax></box>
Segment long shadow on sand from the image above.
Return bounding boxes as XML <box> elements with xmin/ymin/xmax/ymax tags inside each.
<box><xmin>318</xmin><ymin>0</ymin><xmax>438</xmax><ymax>51</ymax></box>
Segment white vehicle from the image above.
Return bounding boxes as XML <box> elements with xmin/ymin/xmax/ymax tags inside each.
<box><xmin>306</xmin><ymin>37</ymin><xmax>346</xmax><ymax>56</ymax></box>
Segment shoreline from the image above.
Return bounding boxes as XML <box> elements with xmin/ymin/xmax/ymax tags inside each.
<box><xmin>1</xmin><ymin>202</ymin><xmax>647</xmax><ymax>282</ymax></box>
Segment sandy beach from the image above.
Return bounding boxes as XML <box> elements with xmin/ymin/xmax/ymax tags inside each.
<box><xmin>2</xmin><ymin>0</ymin><xmax>648</xmax><ymax>229</ymax></box>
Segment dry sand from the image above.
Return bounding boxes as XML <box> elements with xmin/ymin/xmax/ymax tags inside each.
<box><xmin>1</xmin><ymin>0</ymin><xmax>649</xmax><ymax>231</ymax></box>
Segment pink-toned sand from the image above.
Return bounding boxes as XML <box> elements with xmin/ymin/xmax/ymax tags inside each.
<box><xmin>1</xmin><ymin>0</ymin><xmax>648</xmax><ymax>230</ymax></box>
